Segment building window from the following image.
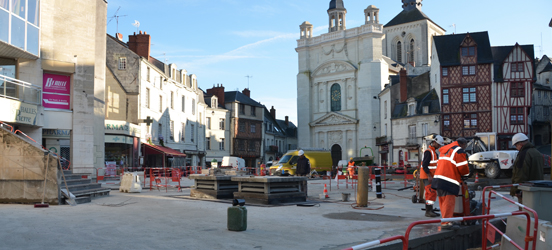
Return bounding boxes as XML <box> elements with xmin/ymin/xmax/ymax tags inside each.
<box><xmin>170</xmin><ymin>121</ymin><xmax>174</xmax><ymax>141</ymax></box>
<box><xmin>248</xmin><ymin>141</ymin><xmax>256</xmax><ymax>152</ymax></box>
<box><xmin>510</xmin><ymin>107</ymin><xmax>524</xmax><ymax>125</ymax></box>
<box><xmin>330</xmin><ymin>83</ymin><xmax>341</xmax><ymax>111</ymax></box>
<box><xmin>442</xmin><ymin>67</ymin><xmax>448</xmax><ymax>77</ymax></box>
<box><xmin>464</xmin><ymin>113</ymin><xmax>477</xmax><ymax>129</ymax></box>
<box><xmin>422</xmin><ymin>123</ymin><xmax>428</xmax><ymax>137</ymax></box>
<box><xmin>463</xmin><ymin>88</ymin><xmax>476</xmax><ymax>103</ymax></box>
<box><xmin>251</xmin><ymin>106</ymin><xmax>256</xmax><ymax>116</ymax></box>
<box><xmin>423</xmin><ymin>106</ymin><xmax>429</xmax><ymax>114</ymax></box>
<box><xmin>443</xmin><ymin>115</ymin><xmax>450</xmax><ymax>130</ymax></box>
<box><xmin>118</xmin><ymin>57</ymin><xmax>127</xmax><ymax>70</ymax></box>
<box><xmin>199</xmin><ymin>113</ymin><xmax>202</xmax><ymax>127</ymax></box>
<box><xmin>239</xmin><ymin>104</ymin><xmax>245</xmax><ymax>115</ymax></box>
<box><xmin>192</xmin><ymin>99</ymin><xmax>195</xmax><ymax>115</ymax></box>
<box><xmin>538</xmin><ymin>91</ymin><xmax>541</xmax><ymax>99</ymax></box>
<box><xmin>206</xmin><ymin>117</ymin><xmax>211</xmax><ymax>129</ymax></box>
<box><xmin>384</xmin><ymin>101</ymin><xmax>387</xmax><ymax>119</ymax></box>
<box><xmin>384</xmin><ymin>123</ymin><xmax>387</xmax><ymax>136</ymax></box>
<box><xmin>408</xmin><ymin>39</ymin><xmax>415</xmax><ymax>64</ymax></box>
<box><xmin>220</xmin><ymin>138</ymin><xmax>225</xmax><ymax>150</ymax></box>
<box><xmin>206</xmin><ymin>137</ymin><xmax>211</xmax><ymax>150</ymax></box>
<box><xmin>251</xmin><ymin>124</ymin><xmax>256</xmax><ymax>133</ymax></box>
<box><xmin>546</xmin><ymin>78</ymin><xmax>550</xmax><ymax>84</ymax></box>
<box><xmin>461</xmin><ymin>46</ymin><xmax>475</xmax><ymax>57</ymax></box>
<box><xmin>511</xmin><ymin>62</ymin><xmax>524</xmax><ymax>72</ymax></box>
<box><xmin>146</xmin><ymin>88</ymin><xmax>150</xmax><ymax>108</ymax></box>
<box><xmin>462</xmin><ymin>65</ymin><xmax>476</xmax><ymax>75</ymax></box>
<box><xmin>159</xmin><ymin>95</ymin><xmax>163</xmax><ymax>112</ymax></box>
<box><xmin>511</xmin><ymin>82</ymin><xmax>524</xmax><ymax>97</ymax></box>
<box><xmin>182</xmin><ymin>96</ymin><xmax>185</xmax><ymax>112</ymax></box>
<box><xmin>544</xmin><ymin>108</ymin><xmax>550</xmax><ymax>117</ymax></box>
<box><xmin>181</xmin><ymin>122</ymin><xmax>185</xmax><ymax>141</ymax></box>
<box><xmin>170</xmin><ymin>92</ymin><xmax>174</xmax><ymax>109</ymax></box>
<box><xmin>158</xmin><ymin>123</ymin><xmax>163</xmax><ymax>140</ymax></box>
<box><xmin>239</xmin><ymin>121</ymin><xmax>245</xmax><ymax>132</ymax></box>
<box><xmin>159</xmin><ymin>77</ymin><xmax>163</xmax><ymax>90</ymax></box>
<box><xmin>190</xmin><ymin>124</ymin><xmax>195</xmax><ymax>142</ymax></box>
<box><xmin>408</xmin><ymin>104</ymin><xmax>415</xmax><ymax>116</ymax></box>
<box><xmin>397</xmin><ymin>41</ymin><xmax>402</xmax><ymax>62</ymax></box>
<box><xmin>147</xmin><ymin>67</ymin><xmax>150</xmax><ymax>82</ymax></box>
<box><xmin>443</xmin><ymin>89</ymin><xmax>449</xmax><ymax>104</ymax></box>
<box><xmin>238</xmin><ymin>140</ymin><xmax>245</xmax><ymax>151</ymax></box>
<box><xmin>219</xmin><ymin>118</ymin><xmax>225</xmax><ymax>130</ymax></box>
<box><xmin>409</xmin><ymin>125</ymin><xmax>416</xmax><ymax>140</ymax></box>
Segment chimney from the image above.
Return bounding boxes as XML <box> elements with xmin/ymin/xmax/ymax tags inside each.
<box><xmin>242</xmin><ymin>88</ymin><xmax>250</xmax><ymax>97</ymax></box>
<box><xmin>270</xmin><ymin>106</ymin><xmax>276</xmax><ymax>119</ymax></box>
<box><xmin>400</xmin><ymin>69</ymin><xmax>408</xmax><ymax>103</ymax></box>
<box><xmin>206</xmin><ymin>84</ymin><xmax>225</xmax><ymax>107</ymax></box>
<box><xmin>285</xmin><ymin>116</ymin><xmax>289</xmax><ymax>126</ymax></box>
<box><xmin>127</xmin><ymin>31</ymin><xmax>151</xmax><ymax>60</ymax></box>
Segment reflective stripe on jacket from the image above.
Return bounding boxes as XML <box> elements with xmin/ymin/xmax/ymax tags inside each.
<box><xmin>420</xmin><ymin>145</ymin><xmax>438</xmax><ymax>179</ymax></box>
<box><xmin>431</xmin><ymin>141</ymin><xmax>469</xmax><ymax>195</ymax></box>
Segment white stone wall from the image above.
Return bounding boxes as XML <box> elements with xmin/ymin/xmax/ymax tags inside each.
<box><xmin>205</xmin><ymin>108</ymin><xmax>230</xmax><ymax>164</ymax></box>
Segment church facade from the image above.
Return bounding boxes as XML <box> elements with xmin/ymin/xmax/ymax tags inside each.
<box><xmin>296</xmin><ymin>1</ymin><xmax>388</xmax><ymax>165</ymax></box>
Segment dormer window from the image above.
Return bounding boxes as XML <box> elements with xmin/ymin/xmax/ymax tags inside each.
<box><xmin>408</xmin><ymin>103</ymin><xmax>416</xmax><ymax>116</ymax></box>
<box><xmin>118</xmin><ymin>57</ymin><xmax>127</xmax><ymax>70</ymax></box>
<box><xmin>461</xmin><ymin>46</ymin><xmax>475</xmax><ymax>57</ymax></box>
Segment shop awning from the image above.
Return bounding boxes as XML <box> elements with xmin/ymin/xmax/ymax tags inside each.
<box><xmin>142</xmin><ymin>143</ymin><xmax>186</xmax><ymax>157</ymax></box>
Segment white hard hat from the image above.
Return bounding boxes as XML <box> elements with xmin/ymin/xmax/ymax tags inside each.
<box><xmin>432</xmin><ymin>135</ymin><xmax>444</xmax><ymax>146</ymax></box>
<box><xmin>512</xmin><ymin>133</ymin><xmax>529</xmax><ymax>146</ymax></box>
<box><xmin>298</xmin><ymin>150</ymin><xmax>304</xmax><ymax>156</ymax></box>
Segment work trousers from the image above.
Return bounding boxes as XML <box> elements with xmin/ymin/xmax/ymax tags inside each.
<box><xmin>437</xmin><ymin>192</ymin><xmax>456</xmax><ymax>225</ymax></box>
<box><xmin>422</xmin><ymin>179</ymin><xmax>436</xmax><ymax>205</ymax></box>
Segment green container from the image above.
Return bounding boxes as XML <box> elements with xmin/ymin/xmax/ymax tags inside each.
<box><xmin>227</xmin><ymin>206</ymin><xmax>247</xmax><ymax>231</ymax></box>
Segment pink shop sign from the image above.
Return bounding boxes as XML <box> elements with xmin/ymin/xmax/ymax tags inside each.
<box><xmin>43</xmin><ymin>73</ymin><xmax>70</xmax><ymax>94</ymax></box>
<box><xmin>43</xmin><ymin>93</ymin><xmax>70</xmax><ymax>110</ymax></box>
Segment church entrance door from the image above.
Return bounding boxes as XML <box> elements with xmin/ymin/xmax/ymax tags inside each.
<box><xmin>330</xmin><ymin>144</ymin><xmax>342</xmax><ymax>167</ymax></box>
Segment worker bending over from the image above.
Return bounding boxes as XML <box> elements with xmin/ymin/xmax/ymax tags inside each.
<box><xmin>421</xmin><ymin>135</ymin><xmax>444</xmax><ymax>217</ymax></box>
<box><xmin>431</xmin><ymin>138</ymin><xmax>469</xmax><ymax>229</ymax></box>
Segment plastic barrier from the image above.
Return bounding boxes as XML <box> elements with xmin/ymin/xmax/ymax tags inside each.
<box><xmin>481</xmin><ymin>184</ymin><xmax>538</xmax><ymax>250</ymax></box>
<box><xmin>96</xmin><ymin>167</ymin><xmax>124</xmax><ymax>183</ymax></box>
<box><xmin>119</xmin><ymin>173</ymin><xmax>142</xmax><ymax>193</ymax></box>
<box><xmin>343</xmin><ymin>211</ymin><xmax>532</xmax><ymax>250</ymax></box>
<box><xmin>146</xmin><ymin>168</ymin><xmax>181</xmax><ymax>192</ymax></box>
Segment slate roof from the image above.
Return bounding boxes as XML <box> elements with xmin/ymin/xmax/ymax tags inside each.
<box><xmin>433</xmin><ymin>31</ymin><xmax>494</xmax><ymax>67</ymax></box>
<box><xmin>392</xmin><ymin>89</ymin><xmax>440</xmax><ymax>118</ymax></box>
<box><xmin>384</xmin><ymin>8</ymin><xmax>444</xmax><ymax>31</ymax></box>
<box><xmin>491</xmin><ymin>44</ymin><xmax>536</xmax><ymax>82</ymax></box>
<box><xmin>537</xmin><ymin>55</ymin><xmax>552</xmax><ymax>73</ymax></box>
<box><xmin>276</xmin><ymin>119</ymin><xmax>297</xmax><ymax>137</ymax></box>
<box><xmin>224</xmin><ymin>91</ymin><xmax>264</xmax><ymax>107</ymax></box>
<box><xmin>328</xmin><ymin>0</ymin><xmax>345</xmax><ymax>10</ymax></box>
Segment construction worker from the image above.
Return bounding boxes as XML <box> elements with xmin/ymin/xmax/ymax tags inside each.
<box><xmin>431</xmin><ymin>138</ymin><xmax>469</xmax><ymax>229</ymax></box>
<box><xmin>510</xmin><ymin>133</ymin><xmax>544</xmax><ymax>204</ymax></box>
<box><xmin>421</xmin><ymin>135</ymin><xmax>444</xmax><ymax>217</ymax></box>
<box><xmin>296</xmin><ymin>150</ymin><xmax>311</xmax><ymax>196</ymax></box>
<box><xmin>347</xmin><ymin>157</ymin><xmax>355</xmax><ymax>178</ymax></box>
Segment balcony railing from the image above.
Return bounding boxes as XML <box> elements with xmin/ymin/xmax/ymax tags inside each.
<box><xmin>0</xmin><ymin>75</ymin><xmax>41</xmax><ymax>105</ymax></box>
<box><xmin>407</xmin><ymin>137</ymin><xmax>418</xmax><ymax>146</ymax></box>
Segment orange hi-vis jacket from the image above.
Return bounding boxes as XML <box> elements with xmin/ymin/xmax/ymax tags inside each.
<box><xmin>420</xmin><ymin>145</ymin><xmax>438</xmax><ymax>179</ymax></box>
<box><xmin>431</xmin><ymin>141</ymin><xmax>470</xmax><ymax>195</ymax></box>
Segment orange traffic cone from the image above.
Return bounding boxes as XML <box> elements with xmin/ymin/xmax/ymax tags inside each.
<box><xmin>475</xmin><ymin>174</ymin><xmax>479</xmax><ymax>183</ymax></box>
<box><xmin>324</xmin><ymin>184</ymin><xmax>329</xmax><ymax>198</ymax></box>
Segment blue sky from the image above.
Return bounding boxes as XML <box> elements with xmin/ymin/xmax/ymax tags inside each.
<box><xmin>106</xmin><ymin>0</ymin><xmax>552</xmax><ymax>125</ymax></box>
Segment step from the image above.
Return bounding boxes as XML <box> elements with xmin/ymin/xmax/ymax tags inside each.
<box><xmin>63</xmin><ymin>179</ymin><xmax>92</xmax><ymax>186</ymax></box>
<box><xmin>63</xmin><ymin>174</ymin><xmax>86</xmax><ymax>180</ymax></box>
<box><xmin>70</xmin><ymin>187</ymin><xmax>111</xmax><ymax>197</ymax></box>
<box><xmin>66</xmin><ymin>183</ymin><xmax>102</xmax><ymax>192</ymax></box>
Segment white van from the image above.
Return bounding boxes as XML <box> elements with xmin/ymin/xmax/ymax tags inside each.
<box><xmin>221</xmin><ymin>156</ymin><xmax>246</xmax><ymax>171</ymax></box>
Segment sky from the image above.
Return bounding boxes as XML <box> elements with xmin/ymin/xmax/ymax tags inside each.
<box><xmin>105</xmin><ymin>0</ymin><xmax>552</xmax><ymax>126</ymax></box>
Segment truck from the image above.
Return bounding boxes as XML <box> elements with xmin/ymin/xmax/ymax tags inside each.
<box><xmin>466</xmin><ymin>132</ymin><xmax>518</xmax><ymax>179</ymax></box>
<box><xmin>269</xmin><ymin>149</ymin><xmax>332</xmax><ymax>176</ymax></box>
<box><xmin>221</xmin><ymin>156</ymin><xmax>246</xmax><ymax>172</ymax></box>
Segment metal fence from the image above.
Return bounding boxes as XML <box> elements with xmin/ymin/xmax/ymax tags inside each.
<box><xmin>0</xmin><ymin>74</ymin><xmax>41</xmax><ymax>105</ymax></box>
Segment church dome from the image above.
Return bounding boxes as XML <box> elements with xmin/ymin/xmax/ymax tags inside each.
<box><xmin>329</xmin><ymin>0</ymin><xmax>345</xmax><ymax>10</ymax></box>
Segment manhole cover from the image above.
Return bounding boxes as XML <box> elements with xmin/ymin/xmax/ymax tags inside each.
<box><xmin>323</xmin><ymin>211</ymin><xmax>405</xmax><ymax>221</ymax></box>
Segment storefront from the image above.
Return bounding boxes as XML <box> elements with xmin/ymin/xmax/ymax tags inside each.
<box><xmin>104</xmin><ymin>120</ymin><xmax>141</xmax><ymax>172</ymax></box>
<box><xmin>142</xmin><ymin>143</ymin><xmax>186</xmax><ymax>170</ymax></box>
<box><xmin>42</xmin><ymin>129</ymin><xmax>71</xmax><ymax>165</ymax></box>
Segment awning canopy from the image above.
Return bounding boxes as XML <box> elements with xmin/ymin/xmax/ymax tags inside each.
<box><xmin>142</xmin><ymin>143</ymin><xmax>186</xmax><ymax>157</ymax></box>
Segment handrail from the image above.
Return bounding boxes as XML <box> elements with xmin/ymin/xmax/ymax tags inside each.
<box><xmin>0</xmin><ymin>121</ymin><xmax>14</xmax><ymax>132</ymax></box>
<box><xmin>0</xmin><ymin>74</ymin><xmax>41</xmax><ymax>89</ymax></box>
<box><xmin>1</xmin><ymin>74</ymin><xmax>42</xmax><ymax>105</ymax></box>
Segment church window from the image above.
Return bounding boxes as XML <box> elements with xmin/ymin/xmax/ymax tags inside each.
<box><xmin>397</xmin><ymin>41</ymin><xmax>402</xmax><ymax>62</ymax></box>
<box><xmin>409</xmin><ymin>39</ymin><xmax>415</xmax><ymax>64</ymax></box>
<box><xmin>330</xmin><ymin>83</ymin><xmax>341</xmax><ymax>111</ymax></box>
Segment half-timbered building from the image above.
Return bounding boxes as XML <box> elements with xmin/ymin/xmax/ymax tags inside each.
<box><xmin>431</xmin><ymin>32</ymin><xmax>494</xmax><ymax>139</ymax></box>
<box><xmin>491</xmin><ymin>44</ymin><xmax>535</xmax><ymax>149</ymax></box>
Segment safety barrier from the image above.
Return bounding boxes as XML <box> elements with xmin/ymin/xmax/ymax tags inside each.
<box><xmin>333</xmin><ymin>166</ymin><xmax>413</xmax><ymax>190</ymax></box>
<box><xmin>181</xmin><ymin>166</ymin><xmax>202</xmax><ymax>177</ymax></box>
<box><xmin>96</xmin><ymin>167</ymin><xmax>124</xmax><ymax>183</ymax></box>
<box><xmin>146</xmin><ymin>168</ymin><xmax>181</xmax><ymax>192</ymax></box>
<box><xmin>343</xmin><ymin>211</ymin><xmax>532</xmax><ymax>250</ymax></box>
<box><xmin>481</xmin><ymin>184</ymin><xmax>538</xmax><ymax>250</ymax></box>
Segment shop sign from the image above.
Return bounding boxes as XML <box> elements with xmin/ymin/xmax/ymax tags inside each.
<box><xmin>104</xmin><ymin>120</ymin><xmax>141</xmax><ymax>137</ymax></box>
<box><xmin>105</xmin><ymin>135</ymin><xmax>133</xmax><ymax>144</ymax></box>
<box><xmin>43</xmin><ymin>73</ymin><xmax>71</xmax><ymax>110</ymax></box>
<box><xmin>43</xmin><ymin>93</ymin><xmax>70</xmax><ymax>110</ymax></box>
<box><xmin>42</xmin><ymin>129</ymin><xmax>71</xmax><ymax>139</ymax></box>
<box><xmin>0</xmin><ymin>98</ymin><xmax>38</xmax><ymax>125</ymax></box>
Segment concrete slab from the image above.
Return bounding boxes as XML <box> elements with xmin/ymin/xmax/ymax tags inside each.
<box><xmin>0</xmin><ymin>177</ymin><xmax>521</xmax><ymax>250</ymax></box>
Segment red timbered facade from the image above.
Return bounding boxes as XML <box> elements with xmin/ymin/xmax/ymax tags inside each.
<box><xmin>438</xmin><ymin>33</ymin><xmax>493</xmax><ymax>138</ymax></box>
<box><xmin>492</xmin><ymin>44</ymin><xmax>535</xmax><ymax>149</ymax></box>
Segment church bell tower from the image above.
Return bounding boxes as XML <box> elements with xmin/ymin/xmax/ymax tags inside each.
<box><xmin>402</xmin><ymin>0</ymin><xmax>422</xmax><ymax>11</ymax></box>
<box><xmin>328</xmin><ymin>0</ymin><xmax>346</xmax><ymax>32</ymax></box>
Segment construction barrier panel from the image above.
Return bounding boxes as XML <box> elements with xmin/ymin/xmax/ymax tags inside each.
<box><xmin>146</xmin><ymin>168</ymin><xmax>182</xmax><ymax>192</ymax></box>
<box><xmin>119</xmin><ymin>173</ymin><xmax>142</xmax><ymax>193</ymax></box>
